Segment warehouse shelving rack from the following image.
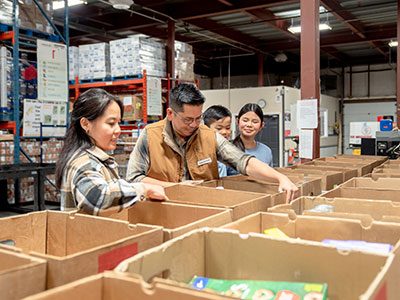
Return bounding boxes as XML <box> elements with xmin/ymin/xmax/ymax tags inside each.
<box><xmin>0</xmin><ymin>0</ymin><xmax>69</xmax><ymax>212</ymax></box>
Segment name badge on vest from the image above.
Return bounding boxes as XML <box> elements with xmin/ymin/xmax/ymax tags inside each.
<box><xmin>197</xmin><ymin>157</ymin><xmax>212</xmax><ymax>166</ymax></box>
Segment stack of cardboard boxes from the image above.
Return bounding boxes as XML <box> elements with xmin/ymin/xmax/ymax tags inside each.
<box><xmin>175</xmin><ymin>41</ymin><xmax>195</xmax><ymax>81</ymax></box>
<box><xmin>110</xmin><ymin>36</ymin><xmax>166</xmax><ymax>78</ymax></box>
<box><xmin>78</xmin><ymin>43</ymin><xmax>111</xmax><ymax>81</ymax></box>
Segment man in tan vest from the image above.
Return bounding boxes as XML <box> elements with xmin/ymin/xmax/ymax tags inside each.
<box><xmin>127</xmin><ymin>83</ymin><xmax>298</xmax><ymax>202</ymax></box>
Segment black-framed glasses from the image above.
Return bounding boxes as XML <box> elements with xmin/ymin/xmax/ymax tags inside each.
<box><xmin>172</xmin><ymin>109</ymin><xmax>203</xmax><ymax>125</ymax></box>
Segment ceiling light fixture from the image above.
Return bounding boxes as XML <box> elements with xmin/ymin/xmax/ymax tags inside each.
<box><xmin>389</xmin><ymin>40</ymin><xmax>398</xmax><ymax>47</ymax></box>
<box><xmin>275</xmin><ymin>6</ymin><xmax>325</xmax><ymax>18</ymax></box>
<box><xmin>109</xmin><ymin>0</ymin><xmax>133</xmax><ymax>10</ymax></box>
<box><xmin>53</xmin><ymin>0</ymin><xmax>85</xmax><ymax>10</ymax></box>
<box><xmin>288</xmin><ymin>23</ymin><xmax>332</xmax><ymax>34</ymax></box>
<box><xmin>287</xmin><ymin>7</ymin><xmax>332</xmax><ymax>34</ymax></box>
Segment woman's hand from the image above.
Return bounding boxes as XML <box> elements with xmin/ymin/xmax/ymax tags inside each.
<box><xmin>142</xmin><ymin>183</ymin><xmax>169</xmax><ymax>201</ymax></box>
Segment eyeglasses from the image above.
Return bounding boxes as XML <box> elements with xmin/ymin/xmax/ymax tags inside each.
<box><xmin>172</xmin><ymin>109</ymin><xmax>203</xmax><ymax>125</ymax></box>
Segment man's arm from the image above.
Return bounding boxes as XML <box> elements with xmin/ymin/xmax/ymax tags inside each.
<box><xmin>216</xmin><ymin>133</ymin><xmax>298</xmax><ymax>202</ymax></box>
<box><xmin>126</xmin><ymin>128</ymin><xmax>176</xmax><ymax>187</ymax></box>
<box><xmin>126</xmin><ymin>129</ymin><xmax>150</xmax><ymax>182</ymax></box>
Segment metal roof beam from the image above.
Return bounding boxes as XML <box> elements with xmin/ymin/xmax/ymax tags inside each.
<box><xmin>244</xmin><ymin>8</ymin><xmax>297</xmax><ymax>40</ymax></box>
<box><xmin>187</xmin><ymin>18</ymin><xmax>268</xmax><ymax>54</ymax></box>
<box><xmin>321</xmin><ymin>0</ymin><xmax>365</xmax><ymax>39</ymax></box>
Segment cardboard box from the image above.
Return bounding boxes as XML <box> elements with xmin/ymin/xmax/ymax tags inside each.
<box><xmin>306</xmin><ymin>160</ymin><xmax>372</xmax><ymax>176</ymax></box>
<box><xmin>118</xmin><ymin>93</ymin><xmax>143</xmax><ymax>121</ymax></box>
<box><xmin>165</xmin><ymin>185</ymin><xmax>272</xmax><ymax>221</ymax></box>
<box><xmin>320</xmin><ymin>186</ymin><xmax>399</xmax><ymax>201</ymax></box>
<box><xmin>0</xmin><ymin>248</ymin><xmax>46</xmax><ymax>299</ymax></box>
<box><xmin>370</xmin><ymin>170</ymin><xmax>400</xmax><ymax>180</ymax></box>
<box><xmin>0</xmin><ymin>211</ymin><xmax>163</xmax><ymax>289</ymax></box>
<box><xmin>340</xmin><ymin>177</ymin><xmax>400</xmax><ymax>189</ymax></box>
<box><xmin>209</xmin><ymin>175</ymin><xmax>322</xmax><ymax>196</ymax></box>
<box><xmin>24</xmin><ymin>271</ymin><xmax>229</xmax><ymax>300</ymax></box>
<box><xmin>200</xmin><ymin>179</ymin><xmax>287</xmax><ymax>205</ymax></box>
<box><xmin>107</xmin><ymin>201</ymin><xmax>232</xmax><ymax>241</ymax></box>
<box><xmin>268</xmin><ymin>196</ymin><xmax>400</xmax><ymax>223</ymax></box>
<box><xmin>222</xmin><ymin>212</ymin><xmax>400</xmax><ymax>251</ymax></box>
<box><xmin>276</xmin><ymin>167</ymin><xmax>343</xmax><ymax>190</ymax></box>
<box><xmin>293</xmin><ymin>163</ymin><xmax>359</xmax><ymax>182</ymax></box>
<box><xmin>116</xmin><ymin>228</ymin><xmax>400</xmax><ymax>300</ymax></box>
<box><xmin>333</xmin><ymin>155</ymin><xmax>387</xmax><ymax>169</ymax></box>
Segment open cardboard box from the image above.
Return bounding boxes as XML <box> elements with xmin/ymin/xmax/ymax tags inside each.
<box><xmin>115</xmin><ymin>228</ymin><xmax>400</xmax><ymax>300</ymax></box>
<box><xmin>370</xmin><ymin>170</ymin><xmax>400</xmax><ymax>179</ymax></box>
<box><xmin>165</xmin><ymin>185</ymin><xmax>272</xmax><ymax>220</ymax></box>
<box><xmin>0</xmin><ymin>248</ymin><xmax>46</xmax><ymax>300</ymax></box>
<box><xmin>200</xmin><ymin>179</ymin><xmax>287</xmax><ymax>205</ymax></box>
<box><xmin>317</xmin><ymin>156</ymin><xmax>386</xmax><ymax>170</ymax></box>
<box><xmin>324</xmin><ymin>154</ymin><xmax>388</xmax><ymax>168</ymax></box>
<box><xmin>222</xmin><ymin>211</ymin><xmax>400</xmax><ymax>252</ymax></box>
<box><xmin>320</xmin><ymin>186</ymin><xmax>399</xmax><ymax>201</ymax></box>
<box><xmin>306</xmin><ymin>160</ymin><xmax>372</xmax><ymax>176</ymax></box>
<box><xmin>24</xmin><ymin>272</ymin><xmax>231</xmax><ymax>300</ymax></box>
<box><xmin>276</xmin><ymin>167</ymin><xmax>343</xmax><ymax>190</ymax></box>
<box><xmin>291</xmin><ymin>164</ymin><xmax>358</xmax><ymax>182</ymax></box>
<box><xmin>107</xmin><ymin>201</ymin><xmax>232</xmax><ymax>241</ymax></box>
<box><xmin>268</xmin><ymin>196</ymin><xmax>400</xmax><ymax>223</ymax></box>
<box><xmin>339</xmin><ymin>177</ymin><xmax>400</xmax><ymax>189</ymax></box>
<box><xmin>225</xmin><ymin>174</ymin><xmax>322</xmax><ymax>196</ymax></box>
<box><xmin>0</xmin><ymin>211</ymin><xmax>163</xmax><ymax>289</ymax></box>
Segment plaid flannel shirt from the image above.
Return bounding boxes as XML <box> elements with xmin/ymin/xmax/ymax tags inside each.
<box><xmin>60</xmin><ymin>146</ymin><xmax>145</xmax><ymax>215</ymax></box>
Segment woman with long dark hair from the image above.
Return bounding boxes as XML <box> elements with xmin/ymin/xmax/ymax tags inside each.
<box><xmin>233</xmin><ymin>103</ymin><xmax>273</xmax><ymax>167</ymax></box>
<box><xmin>55</xmin><ymin>88</ymin><xmax>166</xmax><ymax>215</ymax></box>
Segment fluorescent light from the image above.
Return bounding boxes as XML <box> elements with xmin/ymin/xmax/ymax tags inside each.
<box><xmin>319</xmin><ymin>23</ymin><xmax>332</xmax><ymax>31</ymax></box>
<box><xmin>53</xmin><ymin>0</ymin><xmax>85</xmax><ymax>10</ymax></box>
<box><xmin>389</xmin><ymin>40</ymin><xmax>398</xmax><ymax>47</ymax></box>
<box><xmin>288</xmin><ymin>23</ymin><xmax>332</xmax><ymax>34</ymax></box>
<box><xmin>288</xmin><ymin>25</ymin><xmax>301</xmax><ymax>34</ymax></box>
<box><xmin>275</xmin><ymin>6</ymin><xmax>325</xmax><ymax>18</ymax></box>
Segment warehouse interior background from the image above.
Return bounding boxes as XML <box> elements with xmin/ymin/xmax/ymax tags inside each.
<box><xmin>53</xmin><ymin>0</ymin><xmax>398</xmax><ymax>156</ymax></box>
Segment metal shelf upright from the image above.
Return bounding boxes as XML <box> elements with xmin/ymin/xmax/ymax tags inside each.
<box><xmin>0</xmin><ymin>0</ymin><xmax>69</xmax><ymax>164</ymax></box>
<box><xmin>0</xmin><ymin>0</ymin><xmax>69</xmax><ymax>212</ymax></box>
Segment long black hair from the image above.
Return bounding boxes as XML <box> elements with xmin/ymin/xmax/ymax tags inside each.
<box><xmin>55</xmin><ymin>88</ymin><xmax>123</xmax><ymax>188</ymax></box>
<box><xmin>203</xmin><ymin>105</ymin><xmax>232</xmax><ymax>127</ymax></box>
<box><xmin>232</xmin><ymin>103</ymin><xmax>264</xmax><ymax>151</ymax></box>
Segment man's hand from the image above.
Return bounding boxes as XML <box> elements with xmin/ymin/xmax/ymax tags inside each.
<box><xmin>278</xmin><ymin>175</ymin><xmax>299</xmax><ymax>203</ymax></box>
<box><xmin>179</xmin><ymin>180</ymin><xmax>204</xmax><ymax>186</ymax></box>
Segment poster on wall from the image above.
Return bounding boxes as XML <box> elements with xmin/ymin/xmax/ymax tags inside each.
<box><xmin>297</xmin><ymin>99</ymin><xmax>318</xmax><ymax>129</ymax></box>
<box><xmin>299</xmin><ymin>129</ymin><xmax>313</xmax><ymax>159</ymax></box>
<box><xmin>23</xmin><ymin>99</ymin><xmax>67</xmax><ymax>137</ymax></box>
<box><xmin>146</xmin><ymin>77</ymin><xmax>162</xmax><ymax>116</ymax></box>
<box><xmin>37</xmin><ymin>39</ymin><xmax>68</xmax><ymax>102</ymax></box>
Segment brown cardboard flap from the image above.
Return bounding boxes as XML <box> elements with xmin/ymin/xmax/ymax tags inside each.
<box><xmin>24</xmin><ymin>271</ymin><xmax>231</xmax><ymax>300</ymax></box>
<box><xmin>320</xmin><ymin>187</ymin><xmax>400</xmax><ymax>202</ymax></box>
<box><xmin>165</xmin><ymin>185</ymin><xmax>271</xmax><ymax>220</ymax></box>
<box><xmin>340</xmin><ymin>177</ymin><xmax>400</xmax><ymax>189</ymax></box>
<box><xmin>107</xmin><ymin>201</ymin><xmax>232</xmax><ymax>241</ymax></box>
<box><xmin>0</xmin><ymin>248</ymin><xmax>46</xmax><ymax>299</ymax></box>
<box><xmin>0</xmin><ymin>211</ymin><xmax>163</xmax><ymax>289</ymax></box>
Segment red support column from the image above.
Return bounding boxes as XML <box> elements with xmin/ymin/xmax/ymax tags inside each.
<box><xmin>258</xmin><ymin>53</ymin><xmax>264</xmax><ymax>86</ymax></box>
<box><xmin>397</xmin><ymin>0</ymin><xmax>400</xmax><ymax>124</ymax></box>
<box><xmin>300</xmin><ymin>0</ymin><xmax>320</xmax><ymax>159</ymax></box>
<box><xmin>167</xmin><ymin>20</ymin><xmax>175</xmax><ymax>86</ymax></box>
